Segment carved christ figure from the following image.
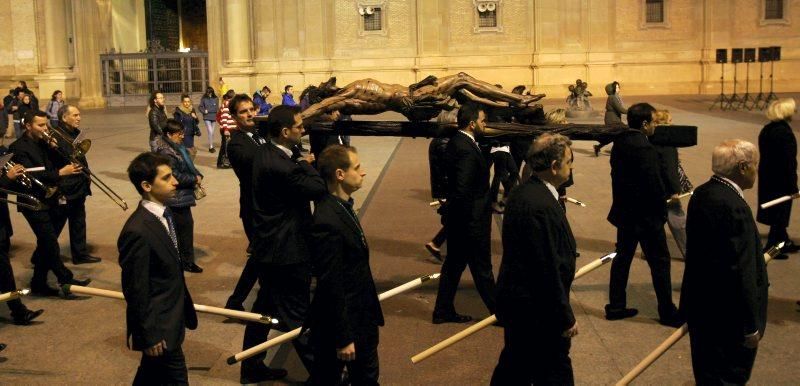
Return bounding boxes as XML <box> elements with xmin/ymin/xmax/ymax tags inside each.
<box><xmin>300</xmin><ymin>72</ymin><xmax>545</xmax><ymax>122</ymax></box>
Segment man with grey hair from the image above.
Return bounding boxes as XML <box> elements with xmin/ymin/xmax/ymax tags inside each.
<box><xmin>55</xmin><ymin>104</ymin><xmax>100</xmax><ymax>265</ymax></box>
<box><xmin>491</xmin><ymin>133</ymin><xmax>578</xmax><ymax>385</ymax></box>
<box><xmin>679</xmin><ymin>139</ymin><xmax>767</xmax><ymax>385</ymax></box>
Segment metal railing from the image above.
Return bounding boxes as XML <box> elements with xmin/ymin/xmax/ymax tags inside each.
<box><xmin>100</xmin><ymin>51</ymin><xmax>208</xmax><ymax>105</ymax></box>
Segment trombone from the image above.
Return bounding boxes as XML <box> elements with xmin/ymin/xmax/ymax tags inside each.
<box><xmin>0</xmin><ymin>186</ymin><xmax>45</xmax><ymax>211</ymax></box>
<box><xmin>43</xmin><ymin>125</ymin><xmax>129</xmax><ymax>211</ymax></box>
<box><xmin>0</xmin><ymin>155</ymin><xmax>58</xmax><ymax>199</ymax></box>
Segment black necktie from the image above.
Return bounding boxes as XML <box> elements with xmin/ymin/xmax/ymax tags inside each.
<box><xmin>163</xmin><ymin>208</ymin><xmax>181</xmax><ymax>262</ymax></box>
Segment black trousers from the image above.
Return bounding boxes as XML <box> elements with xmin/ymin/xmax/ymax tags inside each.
<box><xmin>766</xmin><ymin>226</ymin><xmax>789</xmax><ymax>248</ymax></box>
<box><xmin>609</xmin><ymin>226</ymin><xmax>675</xmax><ymax>316</ymax></box>
<box><xmin>310</xmin><ymin>325</ymin><xmax>379</xmax><ymax>386</ymax></box>
<box><xmin>491</xmin><ymin>317</ymin><xmax>573</xmax><ymax>386</ymax></box>
<box><xmin>434</xmin><ymin>223</ymin><xmax>496</xmax><ymax>315</ymax></box>
<box><xmin>0</xmin><ymin>227</ymin><xmax>25</xmax><ymax>315</ymax></box>
<box><xmin>228</xmin><ymin>212</ymin><xmax>259</xmax><ymax>308</ymax></box>
<box><xmin>169</xmin><ymin>206</ymin><xmax>195</xmax><ymax>264</ymax></box>
<box><xmin>22</xmin><ymin>208</ymin><xmax>73</xmax><ymax>286</ymax></box>
<box><xmin>217</xmin><ymin>134</ymin><xmax>230</xmax><ymax>167</ymax></box>
<box><xmin>241</xmin><ymin>262</ymin><xmax>314</xmax><ymax>372</ymax></box>
<box><xmin>61</xmin><ymin>196</ymin><xmax>89</xmax><ymax>258</ymax></box>
<box><xmin>431</xmin><ymin>226</ymin><xmax>447</xmax><ymax>247</ymax></box>
<box><xmin>689</xmin><ymin>328</ymin><xmax>758</xmax><ymax>386</ymax></box>
<box><xmin>489</xmin><ymin>151</ymin><xmax>519</xmax><ymax>203</ymax></box>
<box><xmin>133</xmin><ymin>345</ymin><xmax>188</xmax><ymax>386</ymax></box>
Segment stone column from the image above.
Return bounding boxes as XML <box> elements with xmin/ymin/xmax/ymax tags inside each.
<box><xmin>224</xmin><ymin>0</ymin><xmax>253</xmax><ymax>66</ymax></box>
<box><xmin>43</xmin><ymin>0</ymin><xmax>71</xmax><ymax>72</ymax></box>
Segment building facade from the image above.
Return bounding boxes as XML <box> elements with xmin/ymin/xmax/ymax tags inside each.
<box><xmin>0</xmin><ymin>0</ymin><xmax>798</xmax><ymax>107</ymax></box>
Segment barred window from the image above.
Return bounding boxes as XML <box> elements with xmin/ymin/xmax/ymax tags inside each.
<box><xmin>478</xmin><ymin>10</ymin><xmax>497</xmax><ymax>28</ymax></box>
<box><xmin>364</xmin><ymin>7</ymin><xmax>382</xmax><ymax>31</ymax></box>
<box><xmin>765</xmin><ymin>0</ymin><xmax>784</xmax><ymax>20</ymax></box>
<box><xmin>646</xmin><ymin>0</ymin><xmax>665</xmax><ymax>23</ymax></box>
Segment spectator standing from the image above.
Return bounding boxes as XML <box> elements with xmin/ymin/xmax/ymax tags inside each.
<box><xmin>252</xmin><ymin>86</ymin><xmax>273</xmax><ymax>116</ymax></box>
<box><xmin>173</xmin><ymin>94</ymin><xmax>201</xmax><ymax>161</ymax></box>
<box><xmin>46</xmin><ymin>90</ymin><xmax>65</xmax><ymax>128</ymax></box>
<box><xmin>147</xmin><ymin>91</ymin><xmax>168</xmax><ymax>152</ymax></box>
<box><xmin>199</xmin><ymin>87</ymin><xmax>219</xmax><ymax>153</ymax></box>
<box><xmin>282</xmin><ymin>85</ymin><xmax>297</xmax><ymax>106</ymax></box>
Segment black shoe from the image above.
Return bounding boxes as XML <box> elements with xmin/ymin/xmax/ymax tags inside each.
<box><xmin>783</xmin><ymin>240</ymin><xmax>800</xmax><ymax>253</ymax></box>
<box><xmin>65</xmin><ymin>278</ymin><xmax>92</xmax><ymax>287</ymax></box>
<box><xmin>30</xmin><ymin>284</ymin><xmax>60</xmax><ymax>297</ymax></box>
<box><xmin>432</xmin><ymin>312</ymin><xmax>473</xmax><ymax>325</ymax></box>
<box><xmin>72</xmin><ymin>255</ymin><xmax>101</xmax><ymax>265</ymax></box>
<box><xmin>240</xmin><ymin>366</ymin><xmax>288</xmax><ymax>384</ymax></box>
<box><xmin>604</xmin><ymin>305</ymin><xmax>638</xmax><ymax>320</ymax></box>
<box><xmin>773</xmin><ymin>253</ymin><xmax>789</xmax><ymax>260</ymax></box>
<box><xmin>12</xmin><ymin>309</ymin><xmax>44</xmax><ymax>326</ymax></box>
<box><xmin>209</xmin><ymin>147</ymin><xmax>216</xmax><ymax>153</ymax></box>
<box><xmin>659</xmin><ymin>314</ymin><xmax>685</xmax><ymax>328</ymax></box>
<box><xmin>225</xmin><ymin>301</ymin><xmax>245</xmax><ymax>312</ymax></box>
<box><xmin>183</xmin><ymin>262</ymin><xmax>203</xmax><ymax>273</ymax></box>
<box><xmin>425</xmin><ymin>242</ymin><xmax>442</xmax><ymax>262</ymax></box>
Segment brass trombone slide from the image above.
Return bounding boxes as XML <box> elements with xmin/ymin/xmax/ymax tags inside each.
<box><xmin>0</xmin><ymin>186</ymin><xmax>46</xmax><ymax>210</ymax></box>
<box><xmin>0</xmin><ymin>154</ymin><xmax>58</xmax><ymax>199</ymax></box>
<box><xmin>43</xmin><ymin>126</ymin><xmax>129</xmax><ymax>211</ymax></box>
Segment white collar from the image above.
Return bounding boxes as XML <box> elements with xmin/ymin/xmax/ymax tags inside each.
<box><xmin>715</xmin><ymin>175</ymin><xmax>744</xmax><ymax>198</ymax></box>
<box><xmin>141</xmin><ymin>199</ymin><xmax>166</xmax><ymax>218</ymax></box>
<box><xmin>271</xmin><ymin>140</ymin><xmax>293</xmax><ymax>158</ymax></box>
<box><xmin>542</xmin><ymin>180</ymin><xmax>560</xmax><ymax>202</ymax></box>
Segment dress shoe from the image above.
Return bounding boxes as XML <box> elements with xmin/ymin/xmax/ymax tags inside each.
<box><xmin>72</xmin><ymin>255</ymin><xmax>101</xmax><ymax>265</ymax></box>
<box><xmin>782</xmin><ymin>240</ymin><xmax>800</xmax><ymax>253</ymax></box>
<box><xmin>183</xmin><ymin>262</ymin><xmax>204</xmax><ymax>273</ymax></box>
<box><xmin>225</xmin><ymin>301</ymin><xmax>245</xmax><ymax>312</ymax></box>
<box><xmin>658</xmin><ymin>309</ymin><xmax>685</xmax><ymax>328</ymax></box>
<box><xmin>12</xmin><ymin>309</ymin><xmax>44</xmax><ymax>326</ymax></box>
<box><xmin>209</xmin><ymin>147</ymin><xmax>216</xmax><ymax>153</ymax></box>
<box><xmin>771</xmin><ymin>253</ymin><xmax>789</xmax><ymax>260</ymax></box>
<box><xmin>604</xmin><ymin>305</ymin><xmax>638</xmax><ymax>320</ymax></box>
<box><xmin>425</xmin><ymin>242</ymin><xmax>443</xmax><ymax>262</ymax></box>
<box><xmin>432</xmin><ymin>312</ymin><xmax>473</xmax><ymax>325</ymax></box>
<box><xmin>240</xmin><ymin>365</ymin><xmax>288</xmax><ymax>384</ymax></box>
<box><xmin>30</xmin><ymin>284</ymin><xmax>60</xmax><ymax>297</ymax></box>
<box><xmin>65</xmin><ymin>278</ymin><xmax>92</xmax><ymax>287</ymax></box>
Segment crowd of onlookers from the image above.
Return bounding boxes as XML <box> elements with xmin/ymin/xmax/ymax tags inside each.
<box><xmin>0</xmin><ymin>81</ymin><xmax>67</xmax><ymax>139</ymax></box>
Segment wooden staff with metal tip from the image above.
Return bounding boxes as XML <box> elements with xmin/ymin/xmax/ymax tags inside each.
<box><xmin>62</xmin><ymin>284</ymin><xmax>279</xmax><ymax>325</ymax></box>
<box><xmin>410</xmin><ymin>252</ymin><xmax>617</xmax><ymax>364</ymax></box>
<box><xmin>760</xmin><ymin>192</ymin><xmax>800</xmax><ymax>209</ymax></box>
<box><xmin>615</xmin><ymin>242</ymin><xmax>785</xmax><ymax>386</ymax></box>
<box><xmin>666</xmin><ymin>191</ymin><xmax>693</xmax><ymax>204</ymax></box>
<box><xmin>565</xmin><ymin>197</ymin><xmax>587</xmax><ymax>207</ymax></box>
<box><xmin>0</xmin><ymin>288</ymin><xmax>30</xmax><ymax>303</ymax></box>
<box><xmin>227</xmin><ymin>273</ymin><xmax>442</xmax><ymax>365</ymax></box>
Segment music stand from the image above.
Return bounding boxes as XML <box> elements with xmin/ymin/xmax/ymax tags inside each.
<box><xmin>763</xmin><ymin>46</ymin><xmax>780</xmax><ymax>107</ymax></box>
<box><xmin>724</xmin><ymin>48</ymin><xmax>743</xmax><ymax>110</ymax></box>
<box><xmin>709</xmin><ymin>48</ymin><xmax>729</xmax><ymax>111</ymax></box>
<box><xmin>738</xmin><ymin>48</ymin><xmax>756</xmax><ymax>110</ymax></box>
<box><xmin>752</xmin><ymin>47</ymin><xmax>771</xmax><ymax>110</ymax></box>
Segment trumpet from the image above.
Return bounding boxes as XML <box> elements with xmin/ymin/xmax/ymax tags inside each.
<box><xmin>0</xmin><ymin>186</ymin><xmax>45</xmax><ymax>210</ymax></box>
<box><xmin>1</xmin><ymin>158</ymin><xmax>58</xmax><ymax>199</ymax></box>
<box><xmin>42</xmin><ymin>126</ymin><xmax>129</xmax><ymax>211</ymax></box>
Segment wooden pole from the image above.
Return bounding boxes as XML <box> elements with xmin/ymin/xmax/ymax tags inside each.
<box><xmin>0</xmin><ymin>288</ymin><xmax>29</xmax><ymax>303</ymax></box>
<box><xmin>410</xmin><ymin>252</ymin><xmax>616</xmax><ymax>364</ymax></box>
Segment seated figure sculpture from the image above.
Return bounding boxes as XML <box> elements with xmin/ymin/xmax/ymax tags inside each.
<box><xmin>300</xmin><ymin>73</ymin><xmax>545</xmax><ymax>122</ymax></box>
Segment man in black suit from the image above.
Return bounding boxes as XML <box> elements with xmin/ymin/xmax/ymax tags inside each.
<box><xmin>0</xmin><ymin>150</ymin><xmax>44</xmax><ymax>325</ymax></box>
<box><xmin>432</xmin><ymin>103</ymin><xmax>496</xmax><ymax>324</ymax></box>
<box><xmin>240</xmin><ymin>105</ymin><xmax>326</xmax><ymax>383</ymax></box>
<box><xmin>491</xmin><ymin>133</ymin><xmax>578</xmax><ymax>385</ymax></box>
<box><xmin>119</xmin><ymin>152</ymin><xmax>198</xmax><ymax>385</ymax></box>
<box><xmin>55</xmin><ymin>105</ymin><xmax>101</xmax><ymax>265</ymax></box>
<box><xmin>680</xmin><ymin>139</ymin><xmax>768</xmax><ymax>385</ymax></box>
<box><xmin>224</xmin><ymin>94</ymin><xmax>265</xmax><ymax>311</ymax></box>
<box><xmin>9</xmin><ymin>110</ymin><xmax>89</xmax><ymax>296</ymax></box>
<box><xmin>307</xmin><ymin>144</ymin><xmax>384</xmax><ymax>385</ymax></box>
<box><xmin>605</xmin><ymin>103</ymin><xmax>682</xmax><ymax>327</ymax></box>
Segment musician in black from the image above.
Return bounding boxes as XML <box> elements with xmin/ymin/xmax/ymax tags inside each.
<box><xmin>9</xmin><ymin>110</ymin><xmax>90</xmax><ymax>296</ymax></box>
<box><xmin>54</xmin><ymin>104</ymin><xmax>100</xmax><ymax>265</ymax></box>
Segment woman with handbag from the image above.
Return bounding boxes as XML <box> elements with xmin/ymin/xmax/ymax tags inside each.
<box><xmin>155</xmin><ymin>119</ymin><xmax>205</xmax><ymax>273</ymax></box>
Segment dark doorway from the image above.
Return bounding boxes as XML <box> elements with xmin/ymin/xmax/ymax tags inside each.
<box><xmin>145</xmin><ymin>0</ymin><xmax>207</xmax><ymax>52</ymax></box>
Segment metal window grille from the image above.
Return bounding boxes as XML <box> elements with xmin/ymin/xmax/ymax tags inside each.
<box><xmin>100</xmin><ymin>52</ymin><xmax>208</xmax><ymax>105</ymax></box>
<box><xmin>646</xmin><ymin>0</ymin><xmax>665</xmax><ymax>23</ymax></box>
<box><xmin>478</xmin><ymin>10</ymin><xmax>497</xmax><ymax>28</ymax></box>
<box><xmin>765</xmin><ymin>0</ymin><xmax>784</xmax><ymax>19</ymax></box>
<box><xmin>364</xmin><ymin>8</ymin><xmax>382</xmax><ymax>31</ymax></box>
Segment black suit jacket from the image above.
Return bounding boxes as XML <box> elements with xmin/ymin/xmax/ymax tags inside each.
<box><xmin>0</xmin><ymin>147</ymin><xmax>13</xmax><ymax>235</ymax></box>
<box><xmin>756</xmin><ymin>120</ymin><xmax>798</xmax><ymax>227</ymax></box>
<box><xmin>250</xmin><ymin>142</ymin><xmax>327</xmax><ymax>265</ymax></box>
<box><xmin>9</xmin><ymin>134</ymin><xmax>62</xmax><ymax>211</ymax></box>
<box><xmin>680</xmin><ymin>178</ymin><xmax>768</xmax><ymax>338</ymax></box>
<box><xmin>307</xmin><ymin>195</ymin><xmax>384</xmax><ymax>347</ymax></box>
<box><xmin>607</xmin><ymin>130</ymin><xmax>668</xmax><ymax>232</ymax></box>
<box><xmin>227</xmin><ymin>130</ymin><xmax>263</xmax><ymax>219</ymax></box>
<box><xmin>53</xmin><ymin>125</ymin><xmax>91</xmax><ymax>200</ymax></box>
<box><xmin>496</xmin><ymin>177</ymin><xmax>577</xmax><ymax>332</ymax></box>
<box><xmin>445</xmin><ymin>131</ymin><xmax>491</xmax><ymax>248</ymax></box>
<box><xmin>118</xmin><ymin>203</ymin><xmax>198</xmax><ymax>351</ymax></box>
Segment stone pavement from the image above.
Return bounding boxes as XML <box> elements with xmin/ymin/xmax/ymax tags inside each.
<box><xmin>0</xmin><ymin>95</ymin><xmax>797</xmax><ymax>385</ymax></box>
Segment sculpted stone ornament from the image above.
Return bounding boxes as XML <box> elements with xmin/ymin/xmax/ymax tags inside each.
<box><xmin>566</xmin><ymin>79</ymin><xmax>596</xmax><ymax>118</ymax></box>
<box><xmin>299</xmin><ymin>73</ymin><xmax>545</xmax><ymax>122</ymax></box>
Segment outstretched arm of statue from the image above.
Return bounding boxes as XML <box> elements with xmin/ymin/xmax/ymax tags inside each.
<box><xmin>300</xmin><ymin>96</ymin><xmax>350</xmax><ymax>120</ymax></box>
<box><xmin>458</xmin><ymin>89</ymin><xmax>510</xmax><ymax>108</ymax></box>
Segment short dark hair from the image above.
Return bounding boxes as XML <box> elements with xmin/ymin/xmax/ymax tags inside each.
<box><xmin>262</xmin><ymin>85</ymin><xmax>271</xmax><ymax>93</ymax></box>
<box><xmin>57</xmin><ymin>104</ymin><xmax>76</xmax><ymax>122</ymax></box>
<box><xmin>12</xmin><ymin>88</ymin><xmax>23</xmax><ymax>97</ymax></box>
<box><xmin>526</xmin><ymin>133</ymin><xmax>572</xmax><ymax>172</ymax></box>
<box><xmin>284</xmin><ymin>85</ymin><xmax>293</xmax><ymax>93</ymax></box>
<box><xmin>148</xmin><ymin>90</ymin><xmax>163</xmax><ymax>110</ymax></box>
<box><xmin>318</xmin><ymin>145</ymin><xmax>358</xmax><ymax>183</ymax></box>
<box><xmin>163</xmin><ymin>118</ymin><xmax>183</xmax><ymax>135</ymax></box>
<box><xmin>223</xmin><ymin>89</ymin><xmax>236</xmax><ymax>100</ymax></box>
<box><xmin>456</xmin><ymin>103</ymin><xmax>484</xmax><ymax>129</ymax></box>
<box><xmin>127</xmin><ymin>152</ymin><xmax>172</xmax><ymax>195</ymax></box>
<box><xmin>262</xmin><ymin>105</ymin><xmax>301</xmax><ymax>138</ymax></box>
<box><xmin>23</xmin><ymin>110</ymin><xmax>48</xmax><ymax>127</ymax></box>
<box><xmin>230</xmin><ymin>93</ymin><xmax>254</xmax><ymax>116</ymax></box>
<box><xmin>627</xmin><ymin>102</ymin><xmax>656</xmax><ymax>131</ymax></box>
<box><xmin>204</xmin><ymin>87</ymin><xmax>216</xmax><ymax>98</ymax></box>
<box><xmin>180</xmin><ymin>93</ymin><xmax>191</xmax><ymax>101</ymax></box>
